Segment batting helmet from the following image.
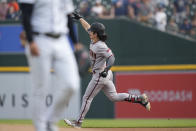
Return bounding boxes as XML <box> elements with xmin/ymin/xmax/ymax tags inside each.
<box><xmin>88</xmin><ymin>22</ymin><xmax>107</xmax><ymax>41</ymax></box>
<box><xmin>88</xmin><ymin>22</ymin><xmax>105</xmax><ymax>34</ymax></box>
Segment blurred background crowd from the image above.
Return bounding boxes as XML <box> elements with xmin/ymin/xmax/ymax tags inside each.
<box><xmin>1</xmin><ymin>0</ymin><xmax>196</xmax><ymax>39</ymax></box>
<box><xmin>0</xmin><ymin>0</ymin><xmax>20</xmax><ymax>21</ymax></box>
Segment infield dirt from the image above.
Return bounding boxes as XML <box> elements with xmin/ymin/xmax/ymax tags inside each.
<box><xmin>0</xmin><ymin>124</ymin><xmax>195</xmax><ymax>131</ymax></box>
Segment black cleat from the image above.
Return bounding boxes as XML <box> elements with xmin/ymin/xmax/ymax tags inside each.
<box><xmin>139</xmin><ymin>94</ymin><xmax>151</xmax><ymax>111</ymax></box>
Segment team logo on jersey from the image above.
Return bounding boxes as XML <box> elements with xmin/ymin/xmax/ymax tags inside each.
<box><xmin>89</xmin><ymin>49</ymin><xmax>96</xmax><ymax>59</ymax></box>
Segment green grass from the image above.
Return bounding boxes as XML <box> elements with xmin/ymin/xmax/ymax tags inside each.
<box><xmin>0</xmin><ymin>119</ymin><xmax>196</xmax><ymax>128</ymax></box>
<box><xmin>0</xmin><ymin>119</ymin><xmax>32</xmax><ymax>125</ymax></box>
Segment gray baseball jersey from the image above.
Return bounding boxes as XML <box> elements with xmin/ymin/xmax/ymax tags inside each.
<box><xmin>89</xmin><ymin>41</ymin><xmax>113</xmax><ymax>72</ymax></box>
<box><xmin>76</xmin><ymin>41</ymin><xmax>129</xmax><ymax>123</ymax></box>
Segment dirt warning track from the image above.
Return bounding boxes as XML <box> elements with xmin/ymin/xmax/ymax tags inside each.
<box><xmin>0</xmin><ymin>124</ymin><xmax>195</xmax><ymax>131</ymax></box>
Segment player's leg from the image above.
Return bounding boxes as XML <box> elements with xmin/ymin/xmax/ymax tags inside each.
<box><xmin>46</xmin><ymin>36</ymin><xmax>80</xmax><ymax>126</ymax></box>
<box><xmin>102</xmin><ymin>81</ymin><xmax>129</xmax><ymax>101</ymax></box>
<box><xmin>76</xmin><ymin>76</ymin><xmax>103</xmax><ymax>123</ymax></box>
<box><xmin>64</xmin><ymin>75</ymin><xmax>103</xmax><ymax>128</ymax></box>
<box><xmin>103</xmin><ymin>70</ymin><xmax>150</xmax><ymax>111</ymax></box>
<box><xmin>102</xmin><ymin>70</ymin><xmax>129</xmax><ymax>101</ymax></box>
<box><xmin>103</xmin><ymin>80</ymin><xmax>151</xmax><ymax>111</ymax></box>
<box><xmin>25</xmin><ymin>35</ymin><xmax>52</xmax><ymax>131</ymax></box>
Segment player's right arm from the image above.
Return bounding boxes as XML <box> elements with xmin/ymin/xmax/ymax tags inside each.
<box><xmin>19</xmin><ymin>1</ymin><xmax>39</xmax><ymax>56</ymax></box>
<box><xmin>19</xmin><ymin>3</ymin><xmax>34</xmax><ymax>44</ymax></box>
<box><xmin>79</xmin><ymin>18</ymin><xmax>91</xmax><ymax>32</ymax></box>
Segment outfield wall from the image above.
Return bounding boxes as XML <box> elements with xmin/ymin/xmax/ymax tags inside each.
<box><xmin>77</xmin><ymin>18</ymin><xmax>196</xmax><ymax>65</ymax></box>
<box><xmin>0</xmin><ymin>72</ymin><xmax>80</xmax><ymax>119</ymax></box>
<box><xmin>115</xmin><ymin>72</ymin><xmax>196</xmax><ymax>118</ymax></box>
<box><xmin>0</xmin><ymin>24</ymin><xmax>24</xmax><ymax>52</ymax></box>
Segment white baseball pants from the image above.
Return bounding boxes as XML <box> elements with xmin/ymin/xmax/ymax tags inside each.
<box><xmin>25</xmin><ymin>34</ymin><xmax>80</xmax><ymax>131</ymax></box>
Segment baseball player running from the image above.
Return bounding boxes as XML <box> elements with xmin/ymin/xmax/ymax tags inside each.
<box><xmin>64</xmin><ymin>12</ymin><xmax>151</xmax><ymax>128</ymax></box>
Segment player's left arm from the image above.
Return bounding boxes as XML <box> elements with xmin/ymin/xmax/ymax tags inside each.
<box><xmin>100</xmin><ymin>54</ymin><xmax>115</xmax><ymax>78</ymax></box>
<box><xmin>100</xmin><ymin>47</ymin><xmax>115</xmax><ymax>77</ymax></box>
<box><xmin>105</xmin><ymin>54</ymin><xmax>115</xmax><ymax>72</ymax></box>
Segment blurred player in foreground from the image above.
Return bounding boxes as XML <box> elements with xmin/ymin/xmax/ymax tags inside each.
<box><xmin>64</xmin><ymin>11</ymin><xmax>151</xmax><ymax>128</ymax></box>
<box><xmin>19</xmin><ymin>0</ymin><xmax>80</xmax><ymax>131</ymax></box>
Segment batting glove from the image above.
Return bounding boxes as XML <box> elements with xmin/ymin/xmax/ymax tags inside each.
<box><xmin>100</xmin><ymin>70</ymin><xmax>108</xmax><ymax>78</ymax></box>
<box><xmin>72</xmin><ymin>11</ymin><xmax>82</xmax><ymax>20</ymax></box>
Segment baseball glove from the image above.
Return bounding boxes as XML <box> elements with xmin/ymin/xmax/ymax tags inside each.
<box><xmin>74</xmin><ymin>44</ymin><xmax>90</xmax><ymax>77</ymax></box>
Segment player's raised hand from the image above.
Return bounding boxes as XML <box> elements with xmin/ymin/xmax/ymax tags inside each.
<box><xmin>72</xmin><ymin>11</ymin><xmax>82</xmax><ymax>20</ymax></box>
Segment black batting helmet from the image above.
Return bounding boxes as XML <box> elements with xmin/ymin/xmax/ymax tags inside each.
<box><xmin>88</xmin><ymin>22</ymin><xmax>107</xmax><ymax>41</ymax></box>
